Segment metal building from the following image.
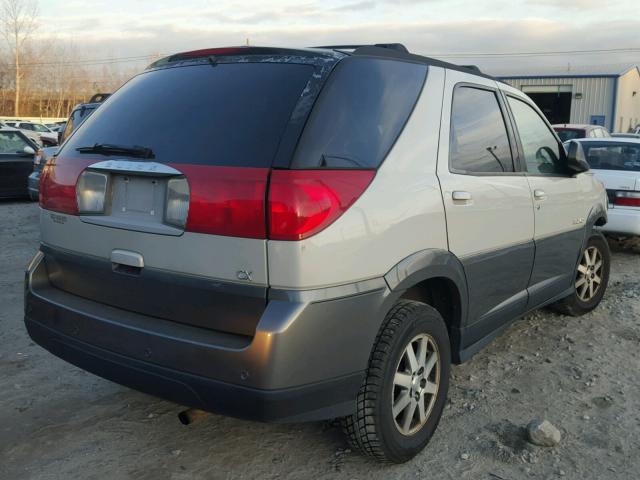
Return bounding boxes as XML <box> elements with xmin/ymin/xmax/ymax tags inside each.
<box><xmin>498</xmin><ymin>65</ymin><xmax>640</xmax><ymax>133</ymax></box>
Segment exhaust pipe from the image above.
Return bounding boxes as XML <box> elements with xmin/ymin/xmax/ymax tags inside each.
<box><xmin>178</xmin><ymin>408</ymin><xmax>209</xmax><ymax>425</ymax></box>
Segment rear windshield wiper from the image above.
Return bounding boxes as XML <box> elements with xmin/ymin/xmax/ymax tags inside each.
<box><xmin>76</xmin><ymin>143</ymin><xmax>154</xmax><ymax>159</ymax></box>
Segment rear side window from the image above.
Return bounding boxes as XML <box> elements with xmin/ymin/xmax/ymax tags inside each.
<box><xmin>291</xmin><ymin>57</ymin><xmax>426</xmax><ymax>169</ymax></box>
<box><xmin>450</xmin><ymin>86</ymin><xmax>514</xmax><ymax>173</ymax></box>
<box><xmin>583</xmin><ymin>142</ymin><xmax>640</xmax><ymax>171</ymax></box>
<box><xmin>62</xmin><ymin>63</ymin><xmax>314</xmax><ymax>167</ymax></box>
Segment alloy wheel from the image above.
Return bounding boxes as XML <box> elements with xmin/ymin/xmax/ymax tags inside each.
<box><xmin>392</xmin><ymin>333</ymin><xmax>440</xmax><ymax>436</ymax></box>
<box><xmin>576</xmin><ymin>246</ymin><xmax>603</xmax><ymax>302</ymax></box>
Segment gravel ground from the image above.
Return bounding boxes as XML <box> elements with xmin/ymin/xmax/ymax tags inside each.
<box><xmin>1</xmin><ymin>200</ymin><xmax>639</xmax><ymax>480</ymax></box>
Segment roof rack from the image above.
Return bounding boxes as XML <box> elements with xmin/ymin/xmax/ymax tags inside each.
<box><xmin>313</xmin><ymin>44</ymin><xmax>490</xmax><ymax>78</ymax></box>
<box><xmin>313</xmin><ymin>43</ymin><xmax>409</xmax><ymax>53</ymax></box>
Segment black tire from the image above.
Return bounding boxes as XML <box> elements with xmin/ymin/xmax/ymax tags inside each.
<box><xmin>552</xmin><ymin>233</ymin><xmax>610</xmax><ymax>316</ymax></box>
<box><xmin>342</xmin><ymin>300</ymin><xmax>450</xmax><ymax>463</ymax></box>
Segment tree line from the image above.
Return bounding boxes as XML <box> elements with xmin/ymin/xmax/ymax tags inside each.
<box><xmin>0</xmin><ymin>0</ymin><xmax>140</xmax><ymax>118</ymax></box>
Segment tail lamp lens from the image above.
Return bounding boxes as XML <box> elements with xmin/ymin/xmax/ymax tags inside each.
<box><xmin>614</xmin><ymin>191</ymin><xmax>640</xmax><ymax>207</ymax></box>
<box><xmin>76</xmin><ymin>171</ymin><xmax>108</xmax><ymax>214</ymax></box>
<box><xmin>165</xmin><ymin>177</ymin><xmax>190</xmax><ymax>228</ymax></box>
<box><xmin>268</xmin><ymin>170</ymin><xmax>375</xmax><ymax>241</ymax></box>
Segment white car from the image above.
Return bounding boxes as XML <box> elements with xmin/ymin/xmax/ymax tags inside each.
<box><xmin>575</xmin><ymin>137</ymin><xmax>640</xmax><ymax>236</ymax></box>
<box><xmin>3</xmin><ymin>121</ymin><xmax>58</xmax><ymax>146</ymax></box>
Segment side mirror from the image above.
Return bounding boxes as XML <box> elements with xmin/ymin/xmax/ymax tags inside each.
<box><xmin>23</xmin><ymin>146</ymin><xmax>35</xmax><ymax>155</ymax></box>
<box><xmin>565</xmin><ymin>140</ymin><xmax>590</xmax><ymax>175</ymax></box>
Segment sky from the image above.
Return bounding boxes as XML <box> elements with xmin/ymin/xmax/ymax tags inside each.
<box><xmin>37</xmin><ymin>0</ymin><xmax>640</xmax><ymax>75</ymax></box>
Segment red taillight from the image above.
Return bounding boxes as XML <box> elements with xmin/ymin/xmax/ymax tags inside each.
<box><xmin>614</xmin><ymin>191</ymin><xmax>640</xmax><ymax>207</ymax></box>
<box><xmin>40</xmin><ymin>157</ymin><xmax>94</xmax><ymax>215</ymax></box>
<box><xmin>268</xmin><ymin>170</ymin><xmax>375</xmax><ymax>241</ymax></box>
<box><xmin>175</xmin><ymin>165</ymin><xmax>269</xmax><ymax>239</ymax></box>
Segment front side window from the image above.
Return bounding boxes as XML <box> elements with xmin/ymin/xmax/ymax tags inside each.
<box><xmin>449</xmin><ymin>86</ymin><xmax>514</xmax><ymax>173</ymax></box>
<box><xmin>19</xmin><ymin>123</ymin><xmax>34</xmax><ymax>131</ymax></box>
<box><xmin>508</xmin><ymin>96</ymin><xmax>566</xmax><ymax>175</ymax></box>
<box><xmin>0</xmin><ymin>131</ymin><xmax>30</xmax><ymax>154</ymax></box>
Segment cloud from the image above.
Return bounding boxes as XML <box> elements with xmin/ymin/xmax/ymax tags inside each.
<box><xmin>332</xmin><ymin>1</ymin><xmax>377</xmax><ymax>12</ymax></box>
<box><xmin>34</xmin><ymin>1</ymin><xmax>640</xmax><ymax>75</ymax></box>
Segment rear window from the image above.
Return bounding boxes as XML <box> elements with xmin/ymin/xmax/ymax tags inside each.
<box><xmin>291</xmin><ymin>57</ymin><xmax>427</xmax><ymax>169</ymax></box>
<box><xmin>583</xmin><ymin>142</ymin><xmax>640</xmax><ymax>171</ymax></box>
<box><xmin>555</xmin><ymin>128</ymin><xmax>585</xmax><ymax>142</ymax></box>
<box><xmin>61</xmin><ymin>63</ymin><xmax>314</xmax><ymax>167</ymax></box>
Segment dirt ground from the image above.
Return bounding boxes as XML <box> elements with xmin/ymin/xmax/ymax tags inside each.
<box><xmin>1</xmin><ymin>200</ymin><xmax>639</xmax><ymax>480</ymax></box>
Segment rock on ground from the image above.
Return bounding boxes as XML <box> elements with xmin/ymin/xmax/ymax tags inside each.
<box><xmin>527</xmin><ymin>419</ymin><xmax>562</xmax><ymax>447</ymax></box>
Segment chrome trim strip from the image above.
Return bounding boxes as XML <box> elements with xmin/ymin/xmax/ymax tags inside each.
<box><xmin>88</xmin><ymin>160</ymin><xmax>181</xmax><ymax>176</ymax></box>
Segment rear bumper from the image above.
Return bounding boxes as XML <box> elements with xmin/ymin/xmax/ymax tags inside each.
<box><xmin>24</xmin><ymin>251</ymin><xmax>390</xmax><ymax>422</ymax></box>
<box><xmin>600</xmin><ymin>207</ymin><xmax>640</xmax><ymax>236</ymax></box>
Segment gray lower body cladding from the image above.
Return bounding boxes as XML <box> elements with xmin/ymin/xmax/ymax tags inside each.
<box><xmin>41</xmin><ymin>244</ymin><xmax>266</xmax><ymax>337</ymax></box>
<box><xmin>24</xmin><ymin>250</ymin><xmax>391</xmax><ymax>422</ymax></box>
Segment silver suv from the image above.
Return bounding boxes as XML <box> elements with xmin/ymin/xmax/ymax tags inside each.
<box><xmin>25</xmin><ymin>45</ymin><xmax>610</xmax><ymax>463</ymax></box>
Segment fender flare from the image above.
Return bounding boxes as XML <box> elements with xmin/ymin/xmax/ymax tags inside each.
<box><xmin>383</xmin><ymin>248</ymin><xmax>469</xmax><ymax>331</ymax></box>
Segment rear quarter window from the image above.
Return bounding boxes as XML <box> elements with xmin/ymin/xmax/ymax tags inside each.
<box><xmin>290</xmin><ymin>57</ymin><xmax>427</xmax><ymax>169</ymax></box>
<box><xmin>61</xmin><ymin>63</ymin><xmax>315</xmax><ymax>167</ymax></box>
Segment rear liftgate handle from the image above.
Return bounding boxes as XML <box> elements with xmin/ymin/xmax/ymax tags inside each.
<box><xmin>111</xmin><ymin>249</ymin><xmax>144</xmax><ymax>276</ymax></box>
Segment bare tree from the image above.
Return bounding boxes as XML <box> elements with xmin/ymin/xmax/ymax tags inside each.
<box><xmin>1</xmin><ymin>0</ymin><xmax>38</xmax><ymax>116</ymax></box>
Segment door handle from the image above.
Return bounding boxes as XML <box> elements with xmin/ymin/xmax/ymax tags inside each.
<box><xmin>452</xmin><ymin>191</ymin><xmax>472</xmax><ymax>202</ymax></box>
<box><xmin>533</xmin><ymin>189</ymin><xmax>547</xmax><ymax>200</ymax></box>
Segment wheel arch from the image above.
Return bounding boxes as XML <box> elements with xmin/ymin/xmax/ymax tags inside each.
<box><xmin>384</xmin><ymin>249</ymin><xmax>469</xmax><ymax>362</ymax></box>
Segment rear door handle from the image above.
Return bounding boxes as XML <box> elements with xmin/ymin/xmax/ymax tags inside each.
<box><xmin>452</xmin><ymin>191</ymin><xmax>472</xmax><ymax>202</ymax></box>
<box><xmin>533</xmin><ymin>189</ymin><xmax>547</xmax><ymax>200</ymax></box>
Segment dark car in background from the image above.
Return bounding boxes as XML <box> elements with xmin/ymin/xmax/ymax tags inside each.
<box><xmin>553</xmin><ymin>123</ymin><xmax>610</xmax><ymax>142</ymax></box>
<box><xmin>27</xmin><ymin>94</ymin><xmax>110</xmax><ymax>200</ymax></box>
<box><xmin>0</xmin><ymin>127</ymin><xmax>39</xmax><ymax>199</ymax></box>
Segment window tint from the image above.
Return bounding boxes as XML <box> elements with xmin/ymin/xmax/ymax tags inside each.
<box><xmin>291</xmin><ymin>57</ymin><xmax>426</xmax><ymax>168</ymax></box>
<box><xmin>20</xmin><ymin>123</ymin><xmax>34</xmax><ymax>131</ymax></box>
<box><xmin>63</xmin><ymin>63</ymin><xmax>315</xmax><ymax>167</ymax></box>
<box><xmin>449</xmin><ymin>86</ymin><xmax>514</xmax><ymax>173</ymax></box>
<box><xmin>0</xmin><ymin>131</ymin><xmax>29</xmax><ymax>153</ymax></box>
<box><xmin>584</xmin><ymin>142</ymin><xmax>640</xmax><ymax>171</ymax></box>
<box><xmin>508</xmin><ymin>96</ymin><xmax>565</xmax><ymax>175</ymax></box>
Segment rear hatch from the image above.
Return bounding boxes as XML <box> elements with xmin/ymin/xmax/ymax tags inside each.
<box><xmin>583</xmin><ymin>140</ymin><xmax>640</xmax><ymax>208</ymax></box>
<box><xmin>39</xmin><ymin>48</ymin><xmax>338</xmax><ymax>337</ymax></box>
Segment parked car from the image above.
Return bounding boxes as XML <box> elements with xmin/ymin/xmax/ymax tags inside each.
<box><xmin>27</xmin><ymin>97</ymin><xmax>107</xmax><ymax>201</ymax></box>
<box><xmin>3</xmin><ymin>121</ymin><xmax>58</xmax><ymax>146</ymax></box>
<box><xmin>612</xmin><ymin>132</ymin><xmax>640</xmax><ymax>139</ymax></box>
<box><xmin>0</xmin><ymin>127</ymin><xmax>38</xmax><ymax>199</ymax></box>
<box><xmin>553</xmin><ymin>123</ymin><xmax>610</xmax><ymax>142</ymax></box>
<box><xmin>25</xmin><ymin>45</ymin><xmax>610</xmax><ymax>463</ymax></box>
<box><xmin>572</xmin><ymin>137</ymin><xmax>640</xmax><ymax>236</ymax></box>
